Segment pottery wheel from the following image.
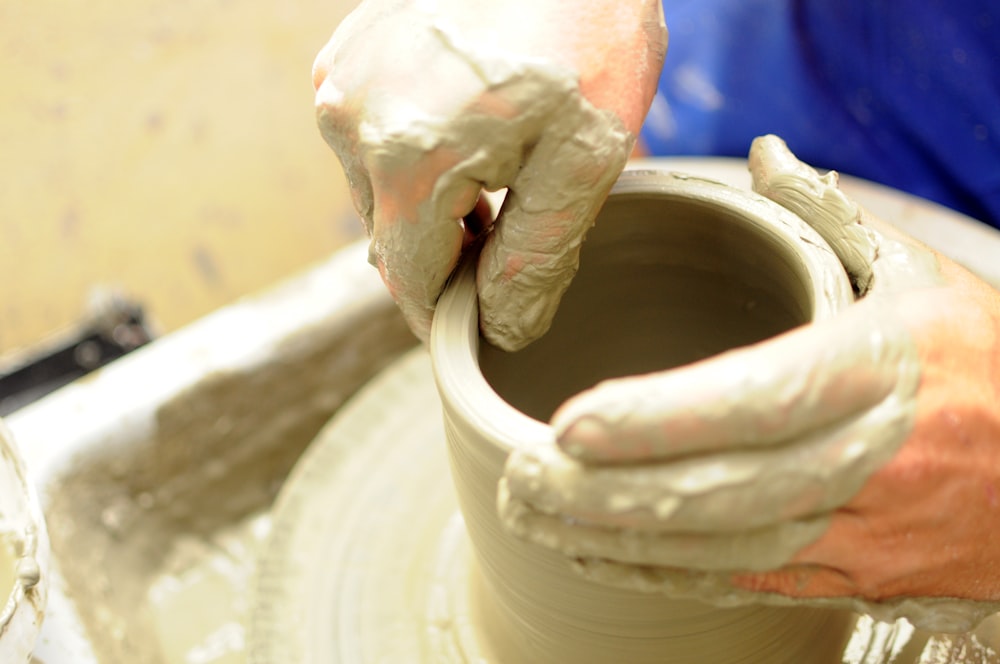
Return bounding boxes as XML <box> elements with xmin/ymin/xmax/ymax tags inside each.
<box><xmin>248</xmin><ymin>348</ymin><xmax>482</xmax><ymax>663</ymax></box>
<box><xmin>248</xmin><ymin>348</ymin><xmax>995</xmax><ymax>664</ymax></box>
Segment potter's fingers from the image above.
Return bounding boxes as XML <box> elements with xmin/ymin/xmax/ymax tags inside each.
<box><xmin>476</xmin><ymin>102</ymin><xmax>632</xmax><ymax>351</ymax></box>
<box><xmin>499</xmin><ymin>480</ymin><xmax>830</xmax><ymax>571</ymax></box>
<box><xmin>369</xmin><ymin>162</ymin><xmax>485</xmax><ymax>342</ymax></box>
<box><xmin>749</xmin><ymin>135</ymin><xmax>877</xmax><ymax>294</ymax></box>
<box><xmin>731</xmin><ymin>566</ymin><xmax>858</xmax><ymax>599</ymax></box>
<box><xmin>312</xmin><ymin>33</ymin><xmax>336</xmax><ymax>91</ymax></box>
<box><xmin>568</xmin><ymin>557</ymin><xmax>750</xmax><ymax>602</ymax></box>
<box><xmin>575</xmin><ymin>558</ymin><xmax>991</xmax><ymax>633</ymax></box>
<box><xmin>751</xmin><ymin>138</ymin><xmax>942</xmax><ymax>295</ymax></box>
<box><xmin>508</xmin><ymin>386</ymin><xmax>910</xmax><ymax>534</ymax></box>
<box><xmin>748</xmin><ymin>135</ymin><xmax>943</xmax><ymax>287</ymax></box>
<box><xmin>726</xmin><ymin>506</ymin><xmax>888</xmax><ymax>598</ymax></box>
<box><xmin>315</xmin><ymin>74</ymin><xmax>376</xmax><ymax>237</ymax></box>
<box><xmin>554</xmin><ymin>300</ymin><xmax>917</xmax><ymax>463</ymax></box>
<box><xmin>776</xmin><ymin>505</ymin><xmax>925</xmax><ymax>595</ymax></box>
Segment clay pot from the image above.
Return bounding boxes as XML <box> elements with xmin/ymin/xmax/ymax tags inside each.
<box><xmin>430</xmin><ymin>169</ymin><xmax>857</xmax><ymax>663</ymax></box>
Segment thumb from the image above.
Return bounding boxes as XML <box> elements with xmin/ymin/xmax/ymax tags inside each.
<box><xmin>476</xmin><ymin>96</ymin><xmax>632</xmax><ymax>351</ymax></box>
<box><xmin>750</xmin><ymin>135</ymin><xmax>944</xmax><ymax>295</ymax></box>
<box><xmin>749</xmin><ymin>135</ymin><xmax>878</xmax><ymax>294</ymax></box>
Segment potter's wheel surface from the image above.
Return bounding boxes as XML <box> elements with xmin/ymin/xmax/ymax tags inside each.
<box><xmin>249</xmin><ymin>349</ymin><xmax>481</xmax><ymax>663</ymax></box>
<box><xmin>249</xmin><ymin>348</ymin><xmax>1000</xmax><ymax>663</ymax></box>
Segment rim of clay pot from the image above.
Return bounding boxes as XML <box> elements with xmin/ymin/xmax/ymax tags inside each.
<box><xmin>0</xmin><ymin>419</ymin><xmax>48</xmax><ymax>661</ymax></box>
<box><xmin>431</xmin><ymin>168</ymin><xmax>853</xmax><ymax>455</ymax></box>
<box><xmin>432</xmin><ymin>259</ymin><xmax>553</xmax><ymax>453</ymax></box>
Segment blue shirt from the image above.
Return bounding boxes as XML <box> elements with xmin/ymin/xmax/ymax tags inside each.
<box><xmin>640</xmin><ymin>0</ymin><xmax>1000</xmax><ymax>228</ymax></box>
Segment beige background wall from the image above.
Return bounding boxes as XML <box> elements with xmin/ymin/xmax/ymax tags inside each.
<box><xmin>0</xmin><ymin>0</ymin><xmax>364</xmax><ymax>355</ymax></box>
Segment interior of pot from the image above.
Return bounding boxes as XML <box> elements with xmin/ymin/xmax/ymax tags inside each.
<box><xmin>480</xmin><ymin>191</ymin><xmax>817</xmax><ymax>421</ymax></box>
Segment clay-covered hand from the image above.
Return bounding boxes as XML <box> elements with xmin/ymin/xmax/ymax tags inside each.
<box><xmin>313</xmin><ymin>0</ymin><xmax>667</xmax><ymax>349</ymax></box>
<box><xmin>498</xmin><ymin>135</ymin><xmax>1000</xmax><ymax>631</ymax></box>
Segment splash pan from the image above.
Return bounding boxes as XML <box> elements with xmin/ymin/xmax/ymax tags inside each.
<box><xmin>9</xmin><ymin>242</ymin><xmax>416</xmax><ymax>663</ymax></box>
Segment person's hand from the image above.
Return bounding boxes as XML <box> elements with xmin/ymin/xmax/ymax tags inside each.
<box><xmin>313</xmin><ymin>0</ymin><xmax>667</xmax><ymax>349</ymax></box>
<box><xmin>498</xmin><ymin>135</ymin><xmax>1000</xmax><ymax>632</ymax></box>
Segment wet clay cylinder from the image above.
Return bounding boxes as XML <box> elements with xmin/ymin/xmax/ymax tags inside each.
<box><xmin>431</xmin><ymin>170</ymin><xmax>856</xmax><ymax>663</ymax></box>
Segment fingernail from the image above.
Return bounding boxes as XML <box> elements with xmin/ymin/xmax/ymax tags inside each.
<box><xmin>555</xmin><ymin>414</ymin><xmax>614</xmax><ymax>461</ymax></box>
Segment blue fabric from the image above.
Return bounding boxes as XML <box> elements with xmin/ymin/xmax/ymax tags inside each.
<box><xmin>640</xmin><ymin>0</ymin><xmax>1000</xmax><ymax>228</ymax></box>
